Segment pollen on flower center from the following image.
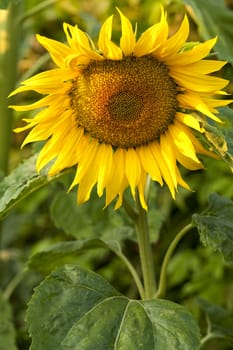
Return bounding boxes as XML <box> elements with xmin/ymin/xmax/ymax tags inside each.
<box><xmin>70</xmin><ymin>55</ymin><xmax>178</xmax><ymax>148</ymax></box>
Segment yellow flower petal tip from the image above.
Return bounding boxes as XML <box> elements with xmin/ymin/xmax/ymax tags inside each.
<box><xmin>10</xmin><ymin>8</ymin><xmax>232</xmax><ymax>209</ymax></box>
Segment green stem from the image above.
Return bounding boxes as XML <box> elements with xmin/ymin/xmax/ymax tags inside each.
<box><xmin>135</xmin><ymin>191</ymin><xmax>156</xmax><ymax>299</ymax></box>
<box><xmin>19</xmin><ymin>52</ymin><xmax>50</xmax><ymax>82</ymax></box>
<box><xmin>156</xmin><ymin>222</ymin><xmax>194</xmax><ymax>298</ymax></box>
<box><xmin>4</xmin><ymin>269</ymin><xmax>27</xmax><ymax>300</ymax></box>
<box><xmin>122</xmin><ymin>196</ymin><xmax>138</xmax><ymax>222</ymax></box>
<box><xmin>116</xmin><ymin>251</ymin><xmax>145</xmax><ymax>299</ymax></box>
<box><xmin>0</xmin><ymin>3</ymin><xmax>22</xmax><ymax>175</ymax></box>
<box><xmin>19</xmin><ymin>0</ymin><xmax>60</xmax><ymax>23</ymax></box>
<box><xmin>200</xmin><ymin>333</ymin><xmax>223</xmax><ymax>347</ymax></box>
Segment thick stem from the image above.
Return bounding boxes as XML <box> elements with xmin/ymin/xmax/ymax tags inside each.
<box><xmin>156</xmin><ymin>222</ymin><xmax>194</xmax><ymax>298</ymax></box>
<box><xmin>0</xmin><ymin>3</ymin><xmax>22</xmax><ymax>174</ymax></box>
<box><xmin>135</xmin><ymin>191</ymin><xmax>156</xmax><ymax>299</ymax></box>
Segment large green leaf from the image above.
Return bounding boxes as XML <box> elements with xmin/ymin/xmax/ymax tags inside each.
<box><xmin>184</xmin><ymin>0</ymin><xmax>233</xmax><ymax>64</ymax></box>
<box><xmin>0</xmin><ymin>155</ymin><xmax>67</xmax><ymax>219</ymax></box>
<box><xmin>28</xmin><ymin>239</ymin><xmax>122</xmax><ymax>274</ymax></box>
<box><xmin>50</xmin><ymin>190</ymin><xmax>135</xmax><ymax>241</ymax></box>
<box><xmin>192</xmin><ymin>193</ymin><xmax>233</xmax><ymax>265</ymax></box>
<box><xmin>0</xmin><ymin>290</ymin><xmax>16</xmax><ymax>350</ymax></box>
<box><xmin>198</xmin><ymin>299</ymin><xmax>233</xmax><ymax>345</ymax></box>
<box><xmin>27</xmin><ymin>265</ymin><xmax>200</xmax><ymax>350</ymax></box>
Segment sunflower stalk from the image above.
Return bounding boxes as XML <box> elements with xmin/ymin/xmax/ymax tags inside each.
<box><xmin>19</xmin><ymin>0</ymin><xmax>60</xmax><ymax>23</ymax></box>
<box><xmin>156</xmin><ymin>222</ymin><xmax>194</xmax><ymax>298</ymax></box>
<box><xmin>134</xmin><ymin>191</ymin><xmax>156</xmax><ymax>299</ymax></box>
<box><xmin>0</xmin><ymin>3</ymin><xmax>22</xmax><ymax>175</ymax></box>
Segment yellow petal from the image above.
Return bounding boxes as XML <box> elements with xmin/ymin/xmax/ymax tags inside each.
<box><xmin>178</xmin><ymin>92</ymin><xmax>223</xmax><ymax>122</ymax></box>
<box><xmin>77</xmin><ymin>159</ymin><xmax>98</xmax><ymax>204</ymax></box>
<box><xmin>69</xmin><ymin>138</ymin><xmax>98</xmax><ymax>189</ymax></box>
<box><xmin>98</xmin><ymin>15</ymin><xmax>122</xmax><ymax>60</ymax></box>
<box><xmin>160</xmin><ymin>15</ymin><xmax>189</xmax><ymax>57</ymax></box>
<box><xmin>49</xmin><ymin>127</ymin><xmax>83</xmax><ymax>175</ymax></box>
<box><xmin>170</xmin><ymin>69</ymin><xmax>228</xmax><ymax>93</ymax></box>
<box><xmin>176</xmin><ymin>112</ymin><xmax>203</xmax><ymax>132</ymax></box>
<box><xmin>176</xmin><ymin>150</ymin><xmax>203</xmax><ymax>170</ymax></box>
<box><xmin>134</xmin><ymin>8</ymin><xmax>168</xmax><ymax>57</ymax></box>
<box><xmin>97</xmin><ymin>144</ymin><xmax>113</xmax><ymax>196</ymax></box>
<box><xmin>137</xmin><ymin>145</ymin><xmax>163</xmax><ymax>185</ymax></box>
<box><xmin>174</xmin><ymin>59</ymin><xmax>226</xmax><ymax>74</ymax></box>
<box><xmin>10</xmin><ymin>69</ymin><xmax>75</xmax><ymax>95</ymax></box>
<box><xmin>36</xmin><ymin>34</ymin><xmax>73</xmax><ymax>68</ymax></box>
<box><xmin>160</xmin><ymin>133</ymin><xmax>178</xmax><ymax>188</ymax></box>
<box><xmin>21</xmin><ymin>124</ymin><xmax>52</xmax><ymax>147</ymax></box>
<box><xmin>36</xmin><ymin>112</ymin><xmax>73</xmax><ymax>171</ymax></box>
<box><xmin>125</xmin><ymin>148</ymin><xmax>141</xmax><ymax>199</ymax></box>
<box><xmin>105</xmin><ymin>148</ymin><xmax>126</xmax><ymax>207</ymax></box>
<box><xmin>9</xmin><ymin>93</ymin><xmax>53</xmax><ymax>108</ymax></box>
<box><xmin>137</xmin><ymin>171</ymin><xmax>148</xmax><ymax>211</ymax></box>
<box><xmin>176</xmin><ymin>167</ymin><xmax>191</xmax><ymax>190</ymax></box>
<box><xmin>150</xmin><ymin>142</ymin><xmax>176</xmax><ymax>198</ymax></box>
<box><xmin>169</xmin><ymin>122</ymin><xmax>202</xmax><ymax>164</ymax></box>
<box><xmin>165</xmin><ymin>37</ymin><xmax>217</xmax><ymax>66</ymax></box>
<box><xmin>202</xmin><ymin>96</ymin><xmax>233</xmax><ymax>111</ymax></box>
<box><xmin>63</xmin><ymin>23</ymin><xmax>90</xmax><ymax>51</ymax></box>
<box><xmin>117</xmin><ymin>8</ymin><xmax>136</xmax><ymax>55</ymax></box>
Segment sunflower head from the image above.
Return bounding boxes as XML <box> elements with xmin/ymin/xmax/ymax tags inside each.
<box><xmin>10</xmin><ymin>8</ymin><xmax>232</xmax><ymax>210</ymax></box>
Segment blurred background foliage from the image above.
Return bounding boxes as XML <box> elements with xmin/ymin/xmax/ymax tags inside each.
<box><xmin>0</xmin><ymin>0</ymin><xmax>233</xmax><ymax>349</ymax></box>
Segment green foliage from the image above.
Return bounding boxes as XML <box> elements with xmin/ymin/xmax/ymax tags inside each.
<box><xmin>0</xmin><ymin>155</ymin><xmax>58</xmax><ymax>219</ymax></box>
<box><xmin>0</xmin><ymin>290</ymin><xmax>16</xmax><ymax>350</ymax></box>
<box><xmin>193</xmin><ymin>193</ymin><xmax>233</xmax><ymax>265</ymax></box>
<box><xmin>50</xmin><ymin>191</ymin><xmax>136</xmax><ymax>241</ymax></box>
<box><xmin>198</xmin><ymin>299</ymin><xmax>233</xmax><ymax>346</ymax></box>
<box><xmin>27</xmin><ymin>265</ymin><xmax>200</xmax><ymax>350</ymax></box>
<box><xmin>0</xmin><ymin>0</ymin><xmax>16</xmax><ymax>9</ymax></box>
<box><xmin>28</xmin><ymin>239</ymin><xmax>123</xmax><ymax>274</ymax></box>
<box><xmin>184</xmin><ymin>0</ymin><xmax>233</xmax><ymax>64</ymax></box>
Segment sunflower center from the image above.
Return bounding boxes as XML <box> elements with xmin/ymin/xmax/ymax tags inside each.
<box><xmin>70</xmin><ymin>55</ymin><xmax>178</xmax><ymax>148</ymax></box>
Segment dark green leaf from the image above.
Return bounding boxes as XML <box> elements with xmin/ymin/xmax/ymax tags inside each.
<box><xmin>192</xmin><ymin>193</ymin><xmax>233</xmax><ymax>265</ymax></box>
<box><xmin>27</xmin><ymin>265</ymin><xmax>120</xmax><ymax>350</ymax></box>
<box><xmin>27</xmin><ymin>265</ymin><xmax>200</xmax><ymax>350</ymax></box>
<box><xmin>198</xmin><ymin>299</ymin><xmax>233</xmax><ymax>344</ymax></box>
<box><xmin>50</xmin><ymin>191</ymin><xmax>135</xmax><ymax>241</ymax></box>
<box><xmin>0</xmin><ymin>290</ymin><xmax>16</xmax><ymax>350</ymax></box>
<box><xmin>0</xmin><ymin>155</ymin><xmax>67</xmax><ymax>219</ymax></box>
<box><xmin>184</xmin><ymin>0</ymin><xmax>233</xmax><ymax>64</ymax></box>
<box><xmin>28</xmin><ymin>239</ymin><xmax>122</xmax><ymax>274</ymax></box>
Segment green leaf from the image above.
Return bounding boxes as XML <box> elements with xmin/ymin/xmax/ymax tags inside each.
<box><xmin>28</xmin><ymin>239</ymin><xmax>122</xmax><ymax>274</ymax></box>
<box><xmin>198</xmin><ymin>299</ymin><xmax>233</xmax><ymax>345</ymax></box>
<box><xmin>192</xmin><ymin>193</ymin><xmax>233</xmax><ymax>265</ymax></box>
<box><xmin>50</xmin><ymin>190</ymin><xmax>135</xmax><ymax>241</ymax></box>
<box><xmin>0</xmin><ymin>155</ymin><xmax>67</xmax><ymax>219</ymax></box>
<box><xmin>0</xmin><ymin>290</ymin><xmax>16</xmax><ymax>350</ymax></box>
<box><xmin>184</xmin><ymin>0</ymin><xmax>233</xmax><ymax>64</ymax></box>
<box><xmin>27</xmin><ymin>265</ymin><xmax>200</xmax><ymax>350</ymax></box>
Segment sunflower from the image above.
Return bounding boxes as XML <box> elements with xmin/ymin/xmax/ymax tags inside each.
<box><xmin>10</xmin><ymin>8</ymin><xmax>231</xmax><ymax>210</ymax></box>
